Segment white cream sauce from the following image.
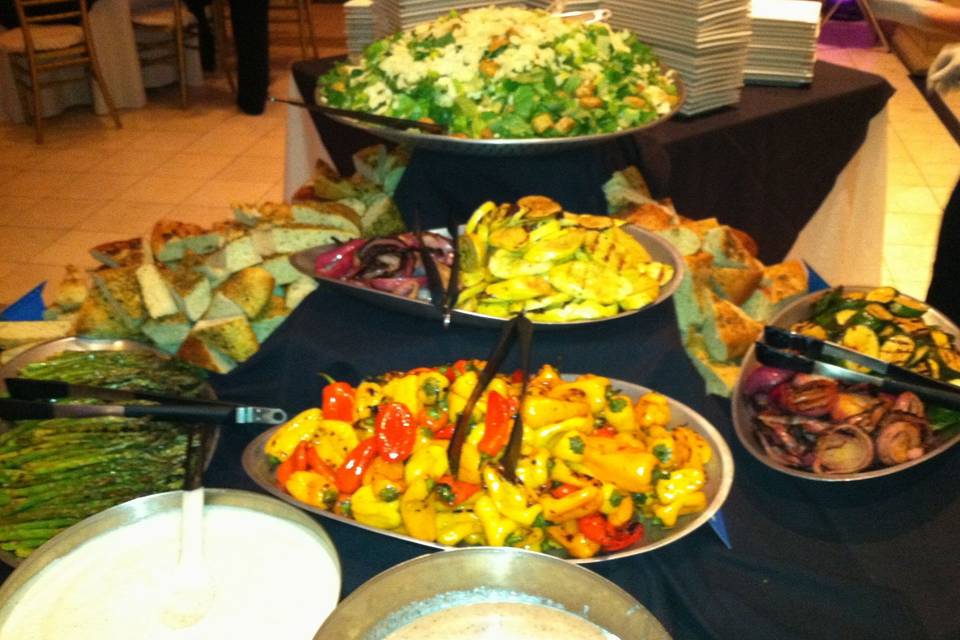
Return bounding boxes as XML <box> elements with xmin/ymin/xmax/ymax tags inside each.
<box><xmin>383</xmin><ymin>602</ymin><xmax>618</xmax><ymax>640</ymax></box>
<box><xmin>0</xmin><ymin>505</ymin><xmax>340</xmax><ymax>640</ymax></box>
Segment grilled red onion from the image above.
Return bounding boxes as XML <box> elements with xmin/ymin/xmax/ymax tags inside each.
<box><xmin>875</xmin><ymin>412</ymin><xmax>928</xmax><ymax>465</ymax></box>
<box><xmin>743</xmin><ymin>366</ymin><xmax>795</xmax><ymax>397</ymax></box>
<box><xmin>314</xmin><ymin>239</ymin><xmax>365</xmax><ymax>279</ymax></box>
<box><xmin>366</xmin><ymin>276</ymin><xmax>427</xmax><ymax>298</ymax></box>
<box><xmin>812</xmin><ymin>425</ymin><xmax>875</xmax><ymax>474</ymax></box>
<box><xmin>773</xmin><ymin>374</ymin><xmax>839</xmax><ymax>417</ymax></box>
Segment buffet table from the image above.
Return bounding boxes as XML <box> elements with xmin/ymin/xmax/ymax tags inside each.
<box><xmin>179</xmin><ymin>292</ymin><xmax>953</xmax><ymax>640</ymax></box>
<box><xmin>285</xmin><ymin>60</ymin><xmax>891</xmax><ymax>285</ymax></box>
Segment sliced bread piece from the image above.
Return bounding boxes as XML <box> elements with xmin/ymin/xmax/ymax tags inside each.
<box><xmin>217</xmin><ymin>267</ymin><xmax>275</xmax><ymax>318</ymax></box>
<box><xmin>702</xmin><ymin>225</ymin><xmax>756</xmax><ymax>269</ymax></box>
<box><xmin>291</xmin><ymin>201</ymin><xmax>362</xmax><ymax>235</ymax></box>
<box><xmin>702</xmin><ymin>295</ymin><xmax>763</xmax><ymax>362</ymax></box>
<box><xmin>251</xmin><ymin>295</ymin><xmax>289</xmax><ymax>343</ymax></box>
<box><xmin>54</xmin><ymin>265</ymin><xmax>89</xmax><ymax>312</ymax></box>
<box><xmin>312</xmin><ymin>159</ymin><xmax>357</xmax><ymax>200</ymax></box>
<box><xmin>261</xmin><ymin>255</ymin><xmax>302</xmax><ymax>286</ymax></box>
<box><xmin>708</xmin><ymin>256</ymin><xmax>764</xmax><ymax>306</ymax></box>
<box><xmin>269</xmin><ymin>224</ymin><xmax>358</xmax><ymax>255</ymax></box>
<box><xmin>141</xmin><ymin>312</ymin><xmax>192</xmax><ymax>354</ymax></box>
<box><xmin>623</xmin><ymin>202</ymin><xmax>677</xmax><ymax>231</ymax></box>
<box><xmin>163</xmin><ymin>263</ymin><xmax>212</xmax><ymax>321</ymax></box>
<box><xmin>90</xmin><ymin>237</ymin><xmax>143</xmax><ymax>268</ymax></box>
<box><xmin>205</xmin><ymin>234</ymin><xmax>262</xmax><ymax>274</ymax></box>
<box><xmin>360</xmin><ymin>194</ymin><xmax>405</xmax><ymax>238</ymax></box>
<box><xmin>232</xmin><ymin>202</ymin><xmax>294</xmax><ymax>227</ymax></box>
<box><xmin>92</xmin><ymin>266</ymin><xmax>147</xmax><ymax>331</ymax></box>
<box><xmin>176</xmin><ymin>334</ymin><xmax>236</xmax><ymax>374</ymax></box>
<box><xmin>285</xmin><ymin>276</ymin><xmax>318</xmax><ymax>310</ymax></box>
<box><xmin>0</xmin><ymin>319</ymin><xmax>75</xmax><ymax>350</ymax></box>
<box><xmin>151</xmin><ymin>219</ymin><xmax>222</xmax><ymax>262</ymax></box>
<box><xmin>742</xmin><ymin>260</ymin><xmax>809</xmax><ymax>322</ymax></box>
<box><xmin>136</xmin><ymin>263</ymin><xmax>178</xmax><ymax>319</ymax></box>
<box><xmin>204</xmin><ymin>291</ymin><xmax>245</xmax><ymax>319</ymax></box>
<box><xmin>672</xmin><ymin>251</ymin><xmax>714</xmax><ymax>332</ymax></box>
<box><xmin>189</xmin><ymin>316</ymin><xmax>259</xmax><ymax>363</ymax></box>
<box><xmin>75</xmin><ymin>287</ymin><xmax>137</xmax><ymax>339</ymax></box>
<box><xmin>655</xmin><ymin>226</ymin><xmax>701</xmax><ymax>256</ymax></box>
<box><xmin>685</xmin><ymin>330</ymin><xmax>742</xmax><ymax>398</ymax></box>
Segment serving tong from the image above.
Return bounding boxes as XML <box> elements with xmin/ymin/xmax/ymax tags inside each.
<box><xmin>410</xmin><ymin>208</ymin><xmax>461</xmax><ymax>329</ymax></box>
<box><xmin>270</xmin><ymin>96</ymin><xmax>447</xmax><ymax>135</ymax></box>
<box><xmin>448</xmin><ymin>314</ymin><xmax>534</xmax><ymax>482</ymax></box>
<box><xmin>755</xmin><ymin>326</ymin><xmax>960</xmax><ymax>410</ymax></box>
<box><xmin>0</xmin><ymin>378</ymin><xmax>288</xmax><ymax>425</ymax></box>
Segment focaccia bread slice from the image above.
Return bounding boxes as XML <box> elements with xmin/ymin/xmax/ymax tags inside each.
<box><xmin>176</xmin><ymin>334</ymin><xmax>236</xmax><ymax>374</ymax></box>
<box><xmin>702</xmin><ymin>294</ymin><xmax>764</xmax><ymax>362</ymax></box>
<box><xmin>251</xmin><ymin>295</ymin><xmax>289</xmax><ymax>343</ymax></box>
<box><xmin>742</xmin><ymin>260</ymin><xmax>809</xmax><ymax>322</ymax></box>
<box><xmin>187</xmin><ymin>315</ymin><xmax>259</xmax><ymax>363</ymax></box>
<box><xmin>135</xmin><ymin>263</ymin><xmax>178</xmax><ymax>319</ymax></box>
<box><xmin>53</xmin><ymin>265</ymin><xmax>89</xmax><ymax>312</ymax></box>
<box><xmin>75</xmin><ymin>286</ymin><xmax>138</xmax><ymax>339</ymax></box>
<box><xmin>90</xmin><ymin>237</ymin><xmax>143</xmax><ymax>268</ymax></box>
<box><xmin>141</xmin><ymin>312</ymin><xmax>191</xmax><ymax>354</ymax></box>
<box><xmin>92</xmin><ymin>266</ymin><xmax>147</xmax><ymax>331</ymax></box>
<box><xmin>0</xmin><ymin>319</ymin><xmax>75</xmax><ymax>350</ymax></box>
<box><xmin>163</xmin><ymin>260</ymin><xmax>212</xmax><ymax>322</ymax></box>
<box><xmin>151</xmin><ymin>219</ymin><xmax>222</xmax><ymax>262</ymax></box>
<box><xmin>215</xmin><ymin>267</ymin><xmax>275</xmax><ymax>319</ymax></box>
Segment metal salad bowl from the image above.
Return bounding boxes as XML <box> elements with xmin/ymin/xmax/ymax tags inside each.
<box><xmin>242</xmin><ymin>375</ymin><xmax>734</xmax><ymax>563</ymax></box>
<box><xmin>290</xmin><ymin>224</ymin><xmax>685</xmax><ymax>330</ymax></box>
<box><xmin>314</xmin><ymin>546</ymin><xmax>671</xmax><ymax>639</ymax></box>
<box><xmin>732</xmin><ymin>286</ymin><xmax>960</xmax><ymax>481</ymax></box>
<box><xmin>0</xmin><ymin>338</ymin><xmax>221</xmax><ymax>566</ymax></box>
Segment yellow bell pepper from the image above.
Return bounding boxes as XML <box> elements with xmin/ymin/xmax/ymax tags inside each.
<box><xmin>515</xmin><ymin>527</ymin><xmax>544</xmax><ymax>552</ymax></box>
<box><xmin>264</xmin><ymin>408</ymin><xmax>322</xmax><ymax>460</ymax></box>
<box><xmin>312</xmin><ymin>419</ymin><xmax>359</xmax><ymax>467</ymax></box>
<box><xmin>581</xmin><ymin>436</ymin><xmax>657</xmax><ymax>493</ymax></box>
<box><xmin>475</xmin><ymin>495</ymin><xmax>518</xmax><ymax>546</ymax></box>
<box><xmin>532</xmin><ymin>416</ymin><xmax>592</xmax><ymax>448</ymax></box>
<box><xmin>417</xmin><ymin>371</ymin><xmax>449</xmax><ymax>406</ymax></box>
<box><xmin>482</xmin><ymin>466</ymin><xmax>542</xmax><ymax>527</ymax></box>
<box><xmin>285</xmin><ymin>471</ymin><xmax>336</xmax><ymax>508</ymax></box>
<box><xmin>355</xmin><ymin>382</ymin><xmax>383</xmax><ymax>420</ymax></box>
<box><xmin>528</xmin><ymin>364</ymin><xmax>562</xmax><ymax>395</ymax></box>
<box><xmin>603</xmin><ymin>394</ymin><xmax>635</xmax><ymax>433</ymax></box>
<box><xmin>635</xmin><ymin>393</ymin><xmax>671</xmax><ymax>427</ymax></box>
<box><xmin>546</xmin><ymin>375</ymin><xmax>610</xmax><ymax>414</ymax></box>
<box><xmin>607</xmin><ymin>493</ymin><xmax>634</xmax><ymax>527</ymax></box>
<box><xmin>653</xmin><ymin>491</ymin><xmax>708</xmax><ymax>527</ymax></box>
<box><xmin>400</xmin><ymin>478</ymin><xmax>436</xmax><ymax>541</ymax></box>
<box><xmin>674</xmin><ymin>427</ymin><xmax>712</xmax><ymax>468</ymax></box>
<box><xmin>523</xmin><ymin>396</ymin><xmax>590</xmax><ymax>429</ymax></box>
<box><xmin>404</xmin><ymin>444</ymin><xmax>449</xmax><ymax>485</ymax></box>
<box><xmin>382</xmin><ymin>374</ymin><xmax>421</xmax><ymax>416</ymax></box>
<box><xmin>551</xmin><ymin>431</ymin><xmax>586</xmax><ymax>463</ymax></box>
<box><xmin>515</xmin><ymin>448</ymin><xmax>550</xmax><ymax>491</ymax></box>
<box><xmin>599</xmin><ymin>483</ymin><xmax>623</xmax><ymax>514</ymax></box>
<box><xmin>541</xmin><ymin>483</ymin><xmax>602</xmax><ymax>523</ymax></box>
<box><xmin>546</xmin><ymin>520</ymin><xmax>601</xmax><ymax>559</ymax></box>
<box><xmin>458</xmin><ymin>442</ymin><xmax>482</xmax><ymax>485</ymax></box>
<box><xmin>435</xmin><ymin>512</ymin><xmax>483</xmax><ymax>545</ymax></box>
<box><xmin>549</xmin><ymin>459</ymin><xmax>592</xmax><ymax>487</ymax></box>
<box><xmin>655</xmin><ymin>469</ymin><xmax>705</xmax><ymax>504</ymax></box>
<box><xmin>351</xmin><ymin>485</ymin><xmax>402</xmax><ymax>530</ymax></box>
<box><xmin>448</xmin><ymin>371</ymin><xmax>479</xmax><ymax>423</ymax></box>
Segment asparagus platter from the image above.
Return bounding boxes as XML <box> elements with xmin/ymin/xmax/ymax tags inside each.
<box><xmin>0</xmin><ymin>338</ymin><xmax>217</xmax><ymax>565</ymax></box>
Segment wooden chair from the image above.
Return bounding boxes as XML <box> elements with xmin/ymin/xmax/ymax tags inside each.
<box><xmin>0</xmin><ymin>0</ymin><xmax>121</xmax><ymax>144</ymax></box>
<box><xmin>131</xmin><ymin>0</ymin><xmax>198</xmax><ymax>108</ymax></box>
<box><xmin>270</xmin><ymin>0</ymin><xmax>319</xmax><ymax>60</ymax></box>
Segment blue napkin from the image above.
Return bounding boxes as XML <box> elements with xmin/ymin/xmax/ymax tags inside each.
<box><xmin>0</xmin><ymin>282</ymin><xmax>46</xmax><ymax>321</ymax></box>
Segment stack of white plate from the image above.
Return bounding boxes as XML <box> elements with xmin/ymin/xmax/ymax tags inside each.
<box><xmin>392</xmin><ymin>0</ymin><xmax>527</xmax><ymax>30</ymax></box>
<box><xmin>745</xmin><ymin>0</ymin><xmax>820</xmax><ymax>86</ymax></box>
<box><xmin>606</xmin><ymin>0</ymin><xmax>752</xmax><ymax>116</ymax></box>
<box><xmin>344</xmin><ymin>0</ymin><xmax>399</xmax><ymax>55</ymax></box>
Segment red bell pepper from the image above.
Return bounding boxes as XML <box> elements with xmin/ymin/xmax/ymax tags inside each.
<box><xmin>334</xmin><ymin>437</ymin><xmax>379</xmax><ymax>494</ymax></box>
<box><xmin>417</xmin><ymin>409</ymin><xmax>453</xmax><ymax>439</ymax></box>
<box><xmin>478</xmin><ymin>390</ymin><xmax>513</xmax><ymax>457</ymax></box>
<box><xmin>375</xmin><ymin>403</ymin><xmax>416</xmax><ymax>462</ymax></box>
<box><xmin>577</xmin><ymin>514</ymin><xmax>644</xmax><ymax>552</ymax></box>
<box><xmin>434</xmin><ymin>475</ymin><xmax>482</xmax><ymax>506</ymax></box>
<box><xmin>276</xmin><ymin>440</ymin><xmax>310</xmax><ymax>487</ymax></box>
<box><xmin>306</xmin><ymin>444</ymin><xmax>336</xmax><ymax>478</ymax></box>
<box><xmin>593</xmin><ymin>425</ymin><xmax>618</xmax><ymax>438</ymax></box>
<box><xmin>444</xmin><ymin>359</ymin><xmax>471</xmax><ymax>382</ymax></box>
<box><xmin>550</xmin><ymin>483</ymin><xmax>580</xmax><ymax>499</ymax></box>
<box><xmin>322</xmin><ymin>381</ymin><xmax>356</xmax><ymax>422</ymax></box>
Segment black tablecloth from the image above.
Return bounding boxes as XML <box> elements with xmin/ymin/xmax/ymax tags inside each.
<box><xmin>293</xmin><ymin>59</ymin><xmax>893</xmax><ymax>264</ymax></box>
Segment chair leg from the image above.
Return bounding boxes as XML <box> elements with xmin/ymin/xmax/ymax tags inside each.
<box><xmin>88</xmin><ymin>62</ymin><xmax>123</xmax><ymax>130</ymax></box>
<box><xmin>302</xmin><ymin>0</ymin><xmax>319</xmax><ymax>59</ymax></box>
<box><xmin>856</xmin><ymin>0</ymin><xmax>891</xmax><ymax>52</ymax></box>
<box><xmin>296</xmin><ymin>0</ymin><xmax>309</xmax><ymax>60</ymax></box>
<box><xmin>213</xmin><ymin>0</ymin><xmax>236</xmax><ymax>93</ymax></box>
<box><xmin>26</xmin><ymin>60</ymin><xmax>44</xmax><ymax>144</ymax></box>
<box><xmin>174</xmin><ymin>0</ymin><xmax>189</xmax><ymax>108</ymax></box>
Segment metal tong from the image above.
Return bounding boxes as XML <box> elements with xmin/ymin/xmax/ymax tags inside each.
<box><xmin>1</xmin><ymin>378</ymin><xmax>288</xmax><ymax>425</ymax></box>
<box><xmin>269</xmin><ymin>96</ymin><xmax>447</xmax><ymax>135</ymax></box>
<box><xmin>448</xmin><ymin>314</ymin><xmax>533</xmax><ymax>482</ymax></box>
<box><xmin>411</xmin><ymin>209</ymin><xmax>460</xmax><ymax>329</ymax></box>
<box><xmin>755</xmin><ymin>326</ymin><xmax>960</xmax><ymax>410</ymax></box>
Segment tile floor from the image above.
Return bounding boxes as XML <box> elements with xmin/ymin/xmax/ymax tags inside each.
<box><xmin>0</xmin><ymin>11</ymin><xmax>958</xmax><ymax>309</ymax></box>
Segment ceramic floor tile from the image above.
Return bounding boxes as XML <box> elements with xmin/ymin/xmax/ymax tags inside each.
<box><xmin>918</xmin><ymin>162</ymin><xmax>960</xmax><ymax>188</ymax></box>
<box><xmin>0</xmin><ymin>263</ymin><xmax>72</xmax><ymax>306</ymax></box>
<box><xmin>883</xmin><ymin>244</ymin><xmax>938</xmax><ymax>282</ymax></box>
<box><xmin>130</xmin><ymin>131</ymin><xmax>207</xmax><ymax>153</ymax></box>
<box><xmin>215</xmin><ymin>156</ymin><xmax>284</xmax><ymax>183</ymax></box>
<box><xmin>886</xmin><ymin>185</ymin><xmax>943</xmax><ymax>215</ymax></box>
<box><xmin>31</xmin><ymin>229</ymin><xmax>134</xmax><ymax>268</ymax></box>
<box><xmin>884</xmin><ymin>212</ymin><xmax>943</xmax><ymax>246</ymax></box>
<box><xmin>0</xmin><ymin>144</ymin><xmax>39</xmax><ymax>169</ymax></box>
<box><xmin>114</xmin><ymin>176</ymin><xmax>210</xmax><ymax>205</ymax></box>
<box><xmin>260</xmin><ymin>180</ymin><xmax>284</xmax><ymax>202</ymax></box>
<box><xmin>244</xmin><ymin>131</ymin><xmax>286</xmax><ymax>159</ymax></box>
<box><xmin>898</xmin><ymin>279</ymin><xmax>933</xmax><ymax>300</ymax></box>
<box><xmin>887</xmin><ymin>161</ymin><xmax>927</xmax><ymax>187</ymax></box>
<box><xmin>77</xmin><ymin>201</ymin><xmax>177</xmax><ymax>235</ymax></box>
<box><xmin>17</xmin><ymin>198</ymin><xmax>105</xmax><ymax>229</ymax></box>
<box><xmin>181</xmin><ymin>130</ymin><xmax>263</xmax><ymax>156</ymax></box>
<box><xmin>67</xmin><ymin>173</ymin><xmax>145</xmax><ymax>201</ymax></box>
<box><xmin>95</xmin><ymin>148</ymin><xmax>178</xmax><ymax>176</ymax></box>
<box><xmin>30</xmin><ymin>148</ymin><xmax>118</xmax><ymax>174</ymax></box>
<box><xmin>0</xmin><ymin>226</ymin><xmax>65</xmax><ymax>263</ymax></box>
<box><xmin>0</xmin><ymin>171</ymin><xmax>84</xmax><ymax>198</ymax></box>
<box><xmin>153</xmin><ymin>153</ymin><xmax>237</xmax><ymax>180</ymax></box>
<box><xmin>0</xmin><ymin>261</ymin><xmax>14</xmax><ymax>281</ymax></box>
<box><xmin>181</xmin><ymin>179</ymin><xmax>274</xmax><ymax>207</ymax></box>
<box><xmin>171</xmin><ymin>205</ymin><xmax>234</xmax><ymax>228</ymax></box>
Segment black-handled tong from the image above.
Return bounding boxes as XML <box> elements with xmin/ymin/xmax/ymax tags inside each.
<box><xmin>756</xmin><ymin>327</ymin><xmax>960</xmax><ymax>410</ymax></box>
<box><xmin>448</xmin><ymin>314</ymin><xmax>534</xmax><ymax>482</ymax></box>
<box><xmin>269</xmin><ymin>96</ymin><xmax>447</xmax><ymax>135</ymax></box>
<box><xmin>1</xmin><ymin>378</ymin><xmax>287</xmax><ymax>425</ymax></box>
<box><xmin>442</xmin><ymin>212</ymin><xmax>461</xmax><ymax>329</ymax></box>
<box><xmin>411</xmin><ymin>209</ymin><xmax>446</xmax><ymax>318</ymax></box>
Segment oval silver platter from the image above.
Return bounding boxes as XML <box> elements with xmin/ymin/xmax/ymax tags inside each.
<box><xmin>242</xmin><ymin>374</ymin><xmax>734</xmax><ymax>563</ymax></box>
<box><xmin>321</xmin><ymin>78</ymin><xmax>685</xmax><ymax>157</ymax></box>
<box><xmin>732</xmin><ymin>286</ymin><xmax>960</xmax><ymax>482</ymax></box>
<box><xmin>290</xmin><ymin>224</ymin><xmax>685</xmax><ymax>330</ymax></box>
<box><xmin>0</xmin><ymin>337</ymin><xmax>221</xmax><ymax>566</ymax></box>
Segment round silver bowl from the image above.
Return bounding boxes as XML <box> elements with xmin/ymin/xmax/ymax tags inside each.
<box><xmin>0</xmin><ymin>489</ymin><xmax>342</xmax><ymax>633</ymax></box>
<box><xmin>732</xmin><ymin>285</ymin><xmax>960</xmax><ymax>481</ymax></box>
<box><xmin>244</xmin><ymin>375</ymin><xmax>733</xmax><ymax>562</ymax></box>
<box><xmin>314</xmin><ymin>547</ymin><xmax>670</xmax><ymax>639</ymax></box>
<box><xmin>290</xmin><ymin>224</ymin><xmax>685</xmax><ymax>330</ymax></box>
